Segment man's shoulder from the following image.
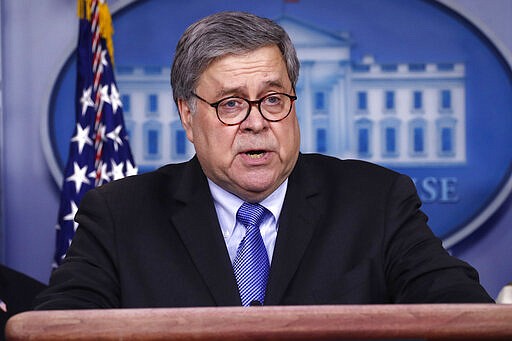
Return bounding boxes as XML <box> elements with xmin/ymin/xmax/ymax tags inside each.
<box><xmin>294</xmin><ymin>153</ymin><xmax>407</xmax><ymax>195</ymax></box>
<box><xmin>299</xmin><ymin>153</ymin><xmax>399</xmax><ymax>178</ymax></box>
<box><xmin>94</xmin><ymin>159</ymin><xmax>198</xmax><ymax>196</ymax></box>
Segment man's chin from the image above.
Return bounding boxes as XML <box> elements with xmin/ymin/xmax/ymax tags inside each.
<box><xmin>232</xmin><ymin>178</ymin><xmax>281</xmax><ymax>202</ymax></box>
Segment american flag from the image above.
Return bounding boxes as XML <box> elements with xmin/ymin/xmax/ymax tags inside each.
<box><xmin>54</xmin><ymin>0</ymin><xmax>137</xmax><ymax>267</ymax></box>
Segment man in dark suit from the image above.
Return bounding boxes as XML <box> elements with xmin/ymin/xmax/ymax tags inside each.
<box><xmin>34</xmin><ymin>11</ymin><xmax>493</xmax><ymax>309</ymax></box>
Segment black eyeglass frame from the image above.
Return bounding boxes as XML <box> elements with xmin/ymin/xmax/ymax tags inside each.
<box><xmin>191</xmin><ymin>91</ymin><xmax>298</xmax><ymax>126</ymax></box>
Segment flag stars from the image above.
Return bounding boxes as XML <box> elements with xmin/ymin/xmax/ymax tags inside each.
<box><xmin>110</xmin><ymin>84</ymin><xmax>123</xmax><ymax>113</ymax></box>
<box><xmin>107</xmin><ymin>125</ymin><xmax>124</xmax><ymax>151</ymax></box>
<box><xmin>90</xmin><ymin>162</ymin><xmax>111</xmax><ymax>186</ymax></box>
<box><xmin>94</xmin><ymin>124</ymin><xmax>107</xmax><ymax>147</ymax></box>
<box><xmin>66</xmin><ymin>162</ymin><xmax>90</xmax><ymax>193</ymax></box>
<box><xmin>80</xmin><ymin>86</ymin><xmax>94</xmax><ymax>116</ymax></box>
<box><xmin>98</xmin><ymin>162</ymin><xmax>111</xmax><ymax>185</ymax></box>
<box><xmin>100</xmin><ymin>49</ymin><xmax>108</xmax><ymax>68</ymax></box>
<box><xmin>99</xmin><ymin>84</ymin><xmax>111</xmax><ymax>105</ymax></box>
<box><xmin>71</xmin><ymin>124</ymin><xmax>93</xmax><ymax>154</ymax></box>
<box><xmin>125</xmin><ymin>160</ymin><xmax>138</xmax><ymax>176</ymax></box>
<box><xmin>63</xmin><ymin>201</ymin><xmax>79</xmax><ymax>232</ymax></box>
<box><xmin>110</xmin><ymin>160</ymin><xmax>125</xmax><ymax>181</ymax></box>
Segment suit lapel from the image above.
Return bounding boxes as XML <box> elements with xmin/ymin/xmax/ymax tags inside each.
<box><xmin>265</xmin><ymin>155</ymin><xmax>321</xmax><ymax>305</ymax></box>
<box><xmin>164</xmin><ymin>155</ymin><xmax>321</xmax><ymax>306</ymax></box>
<box><xmin>167</xmin><ymin>157</ymin><xmax>241</xmax><ymax>306</ymax></box>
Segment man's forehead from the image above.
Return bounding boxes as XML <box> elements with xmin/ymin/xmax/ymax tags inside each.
<box><xmin>212</xmin><ymin>80</ymin><xmax>288</xmax><ymax>98</ymax></box>
<box><xmin>196</xmin><ymin>46</ymin><xmax>291</xmax><ymax>95</ymax></box>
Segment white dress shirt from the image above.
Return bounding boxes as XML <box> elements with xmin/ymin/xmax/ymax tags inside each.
<box><xmin>207</xmin><ymin>179</ymin><xmax>288</xmax><ymax>264</ymax></box>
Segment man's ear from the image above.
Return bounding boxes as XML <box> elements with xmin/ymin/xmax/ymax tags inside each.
<box><xmin>177</xmin><ymin>98</ymin><xmax>194</xmax><ymax>143</ymax></box>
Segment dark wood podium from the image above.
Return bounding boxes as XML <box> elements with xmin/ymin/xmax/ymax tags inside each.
<box><xmin>5</xmin><ymin>304</ymin><xmax>512</xmax><ymax>340</ymax></box>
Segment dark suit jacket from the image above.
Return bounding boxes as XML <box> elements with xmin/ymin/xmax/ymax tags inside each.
<box><xmin>1</xmin><ymin>265</ymin><xmax>47</xmax><ymax>340</ymax></box>
<box><xmin>34</xmin><ymin>154</ymin><xmax>493</xmax><ymax>309</ymax></box>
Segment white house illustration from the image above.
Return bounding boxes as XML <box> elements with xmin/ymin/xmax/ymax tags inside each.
<box><xmin>116</xmin><ymin>16</ymin><xmax>466</xmax><ymax>172</ymax></box>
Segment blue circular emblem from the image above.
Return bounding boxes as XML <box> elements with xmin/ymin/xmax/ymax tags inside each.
<box><xmin>43</xmin><ymin>0</ymin><xmax>512</xmax><ymax>247</ymax></box>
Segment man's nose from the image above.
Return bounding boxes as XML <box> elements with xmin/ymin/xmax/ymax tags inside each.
<box><xmin>240</xmin><ymin>104</ymin><xmax>268</xmax><ymax>131</ymax></box>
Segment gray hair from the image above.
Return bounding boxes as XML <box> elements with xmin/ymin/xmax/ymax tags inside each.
<box><xmin>170</xmin><ymin>11</ymin><xmax>300</xmax><ymax>108</ymax></box>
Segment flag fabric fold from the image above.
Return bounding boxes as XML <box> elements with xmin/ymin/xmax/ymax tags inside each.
<box><xmin>54</xmin><ymin>0</ymin><xmax>137</xmax><ymax>267</ymax></box>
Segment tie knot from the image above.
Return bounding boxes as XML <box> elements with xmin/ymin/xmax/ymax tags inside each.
<box><xmin>237</xmin><ymin>202</ymin><xmax>268</xmax><ymax>229</ymax></box>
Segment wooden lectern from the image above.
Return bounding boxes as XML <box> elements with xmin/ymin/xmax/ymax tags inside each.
<box><xmin>5</xmin><ymin>304</ymin><xmax>512</xmax><ymax>340</ymax></box>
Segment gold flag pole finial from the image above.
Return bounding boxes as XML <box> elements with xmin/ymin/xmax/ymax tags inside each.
<box><xmin>77</xmin><ymin>0</ymin><xmax>115</xmax><ymax>66</ymax></box>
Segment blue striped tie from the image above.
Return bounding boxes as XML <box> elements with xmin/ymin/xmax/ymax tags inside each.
<box><xmin>233</xmin><ymin>202</ymin><xmax>270</xmax><ymax>306</ymax></box>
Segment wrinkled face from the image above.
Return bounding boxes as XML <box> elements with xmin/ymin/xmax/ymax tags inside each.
<box><xmin>178</xmin><ymin>45</ymin><xmax>300</xmax><ymax>203</ymax></box>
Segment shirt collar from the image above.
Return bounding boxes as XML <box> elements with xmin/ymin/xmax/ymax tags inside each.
<box><xmin>207</xmin><ymin>179</ymin><xmax>288</xmax><ymax>236</ymax></box>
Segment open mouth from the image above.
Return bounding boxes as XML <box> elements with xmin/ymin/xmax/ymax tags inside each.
<box><xmin>245</xmin><ymin>150</ymin><xmax>266</xmax><ymax>159</ymax></box>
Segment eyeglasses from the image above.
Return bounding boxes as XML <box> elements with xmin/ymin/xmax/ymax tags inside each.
<box><xmin>191</xmin><ymin>92</ymin><xmax>298</xmax><ymax>126</ymax></box>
